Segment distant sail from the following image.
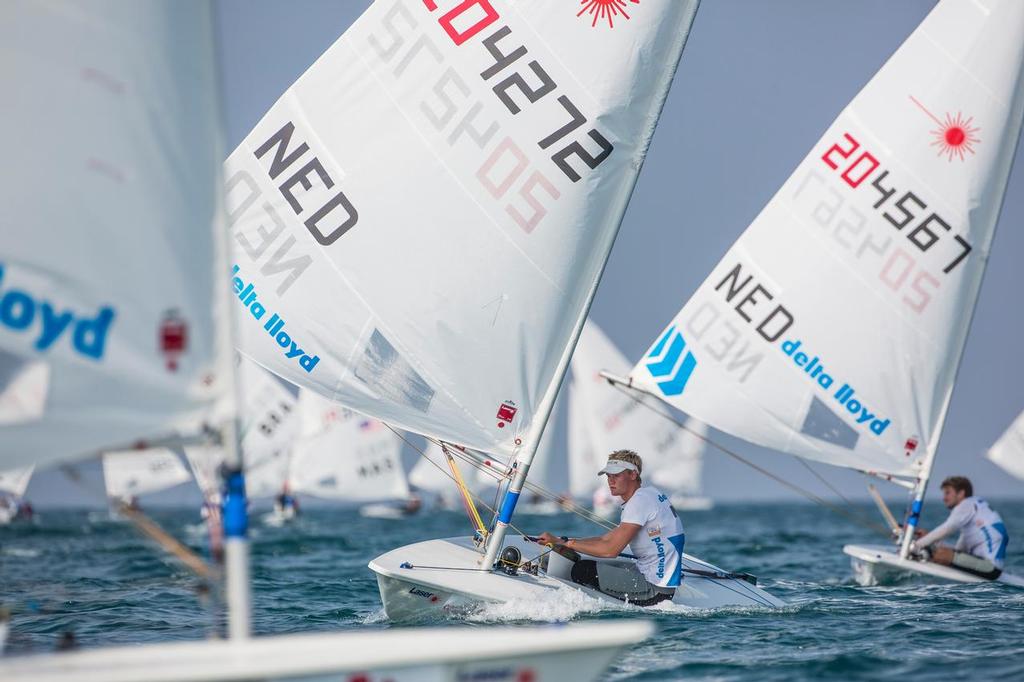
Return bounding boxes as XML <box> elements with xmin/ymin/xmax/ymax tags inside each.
<box><xmin>289</xmin><ymin>390</ymin><xmax>409</xmax><ymax>502</ymax></box>
<box><xmin>237</xmin><ymin>359</ymin><xmax>299</xmax><ymax>498</ymax></box>
<box><xmin>988</xmin><ymin>411</ymin><xmax>1024</xmax><ymax>481</ymax></box>
<box><xmin>570</xmin><ymin>320</ymin><xmax>706</xmax><ymax>498</ymax></box>
<box><xmin>0</xmin><ymin>466</ymin><xmax>34</xmax><ymax>498</ymax></box>
<box><xmin>102</xmin><ymin>450</ymin><xmax>191</xmax><ymax>502</ymax></box>
<box><xmin>225</xmin><ymin>0</ymin><xmax>700</xmax><ymax>459</ymax></box>
<box><xmin>0</xmin><ymin>1</ymin><xmax>233</xmax><ymax>470</ymax></box>
<box><xmin>183</xmin><ymin>357</ymin><xmax>300</xmax><ymax>499</ymax></box>
<box><xmin>628</xmin><ymin>0</ymin><xmax>1024</xmax><ymax>478</ymax></box>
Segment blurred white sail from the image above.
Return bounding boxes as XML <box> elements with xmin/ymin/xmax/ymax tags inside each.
<box><xmin>237</xmin><ymin>359</ymin><xmax>299</xmax><ymax>498</ymax></box>
<box><xmin>570</xmin><ymin>320</ymin><xmax>708</xmax><ymax>503</ymax></box>
<box><xmin>988</xmin><ymin>411</ymin><xmax>1024</xmax><ymax>481</ymax></box>
<box><xmin>0</xmin><ymin>466</ymin><xmax>34</xmax><ymax>498</ymax></box>
<box><xmin>102</xmin><ymin>450</ymin><xmax>191</xmax><ymax>502</ymax></box>
<box><xmin>289</xmin><ymin>390</ymin><xmax>409</xmax><ymax>502</ymax></box>
<box><xmin>628</xmin><ymin>0</ymin><xmax>1024</xmax><ymax>478</ymax></box>
<box><xmin>0</xmin><ymin>0</ymin><xmax>234</xmax><ymax>471</ymax></box>
<box><xmin>178</xmin><ymin>357</ymin><xmax>299</xmax><ymax>500</ymax></box>
<box><xmin>225</xmin><ymin>0</ymin><xmax>701</xmax><ymax>463</ymax></box>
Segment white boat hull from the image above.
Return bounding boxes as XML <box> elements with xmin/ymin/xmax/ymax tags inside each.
<box><xmin>843</xmin><ymin>544</ymin><xmax>1024</xmax><ymax>588</ymax></box>
<box><xmin>0</xmin><ymin>621</ymin><xmax>653</xmax><ymax>682</ymax></box>
<box><xmin>369</xmin><ymin>534</ymin><xmax>783</xmax><ymax>620</ymax></box>
<box><xmin>360</xmin><ymin>503</ymin><xmax>414</xmax><ymax>520</ymax></box>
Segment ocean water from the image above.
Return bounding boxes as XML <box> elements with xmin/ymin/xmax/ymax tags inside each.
<box><xmin>2</xmin><ymin>500</ymin><xmax>1023</xmax><ymax>681</ymax></box>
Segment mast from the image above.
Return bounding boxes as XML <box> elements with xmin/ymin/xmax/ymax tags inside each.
<box><xmin>221</xmin><ymin>418</ymin><xmax>251</xmax><ymax>639</ymax></box>
<box><xmin>481</xmin><ymin>5</ymin><xmax>698</xmax><ymax>572</ymax></box>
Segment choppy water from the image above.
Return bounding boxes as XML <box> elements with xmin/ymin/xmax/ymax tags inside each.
<box><xmin>3</xmin><ymin>501</ymin><xmax>1023</xmax><ymax>680</ymax></box>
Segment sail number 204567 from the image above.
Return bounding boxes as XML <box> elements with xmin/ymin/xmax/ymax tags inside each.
<box><xmin>821</xmin><ymin>132</ymin><xmax>973</xmax><ymax>276</ymax></box>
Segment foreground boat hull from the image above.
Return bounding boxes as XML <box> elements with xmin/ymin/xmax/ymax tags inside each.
<box><xmin>0</xmin><ymin>621</ymin><xmax>653</xmax><ymax>682</ymax></box>
<box><xmin>369</xmin><ymin>534</ymin><xmax>783</xmax><ymax>620</ymax></box>
<box><xmin>843</xmin><ymin>544</ymin><xmax>1024</xmax><ymax>587</ymax></box>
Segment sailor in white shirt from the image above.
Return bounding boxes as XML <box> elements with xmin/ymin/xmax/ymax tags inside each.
<box><xmin>911</xmin><ymin>476</ymin><xmax>1008</xmax><ymax>580</ymax></box>
<box><xmin>536</xmin><ymin>450</ymin><xmax>685</xmax><ymax>606</ymax></box>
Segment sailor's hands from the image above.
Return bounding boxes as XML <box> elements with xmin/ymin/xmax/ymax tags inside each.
<box><xmin>535</xmin><ymin>532</ymin><xmax>560</xmax><ymax>546</ymax></box>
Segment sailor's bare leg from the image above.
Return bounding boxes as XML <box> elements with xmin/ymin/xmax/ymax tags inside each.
<box><xmin>929</xmin><ymin>546</ymin><xmax>954</xmax><ymax>565</ymax></box>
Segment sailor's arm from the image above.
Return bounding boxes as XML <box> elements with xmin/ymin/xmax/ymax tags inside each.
<box><xmin>536</xmin><ymin>524</ymin><xmax>641</xmax><ymax>558</ymax></box>
<box><xmin>916</xmin><ymin>500</ymin><xmax>975</xmax><ymax>549</ymax></box>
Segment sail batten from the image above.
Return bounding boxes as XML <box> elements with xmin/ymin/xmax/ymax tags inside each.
<box><xmin>627</xmin><ymin>0</ymin><xmax>1024</xmax><ymax>478</ymax></box>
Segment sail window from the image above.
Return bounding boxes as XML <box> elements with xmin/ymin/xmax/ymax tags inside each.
<box><xmin>355</xmin><ymin>329</ymin><xmax>435</xmax><ymax>413</ymax></box>
<box><xmin>800</xmin><ymin>397</ymin><xmax>859</xmax><ymax>450</ymax></box>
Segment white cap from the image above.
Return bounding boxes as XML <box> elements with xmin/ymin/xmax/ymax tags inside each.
<box><xmin>597</xmin><ymin>459</ymin><xmax>639</xmax><ymax>477</ymax></box>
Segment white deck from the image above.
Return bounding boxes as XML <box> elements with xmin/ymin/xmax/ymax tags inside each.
<box><xmin>844</xmin><ymin>544</ymin><xmax>1024</xmax><ymax>587</ymax></box>
<box><xmin>369</xmin><ymin>534</ymin><xmax>783</xmax><ymax>619</ymax></box>
<box><xmin>0</xmin><ymin>621</ymin><xmax>653</xmax><ymax>682</ymax></box>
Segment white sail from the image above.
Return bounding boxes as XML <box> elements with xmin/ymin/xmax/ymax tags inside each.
<box><xmin>628</xmin><ymin>0</ymin><xmax>1024</xmax><ymax>478</ymax></box>
<box><xmin>237</xmin><ymin>359</ymin><xmax>299</xmax><ymax>498</ymax></box>
<box><xmin>177</xmin><ymin>357</ymin><xmax>300</xmax><ymax>500</ymax></box>
<box><xmin>570</xmin><ymin>320</ymin><xmax>707</xmax><ymax>500</ymax></box>
<box><xmin>0</xmin><ymin>466</ymin><xmax>34</xmax><ymax>498</ymax></box>
<box><xmin>567</xmin><ymin>378</ymin><xmax>600</xmax><ymax>501</ymax></box>
<box><xmin>0</xmin><ymin>1</ymin><xmax>234</xmax><ymax>471</ymax></box>
<box><xmin>183</xmin><ymin>444</ymin><xmax>223</xmax><ymax>503</ymax></box>
<box><xmin>289</xmin><ymin>390</ymin><xmax>409</xmax><ymax>502</ymax></box>
<box><xmin>102</xmin><ymin>450</ymin><xmax>191</xmax><ymax>502</ymax></box>
<box><xmin>225</xmin><ymin>0</ymin><xmax>700</xmax><ymax>460</ymax></box>
<box><xmin>988</xmin><ymin>411</ymin><xmax>1024</xmax><ymax>481</ymax></box>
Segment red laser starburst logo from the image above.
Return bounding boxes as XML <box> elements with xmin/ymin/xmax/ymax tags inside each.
<box><xmin>577</xmin><ymin>0</ymin><xmax>640</xmax><ymax>28</ymax></box>
<box><xmin>910</xmin><ymin>95</ymin><xmax>981</xmax><ymax>162</ymax></box>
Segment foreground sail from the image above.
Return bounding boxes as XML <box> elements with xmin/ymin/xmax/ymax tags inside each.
<box><xmin>570</xmin><ymin>320</ymin><xmax>709</xmax><ymax>510</ymax></box>
<box><xmin>0</xmin><ymin>1</ymin><xmax>234</xmax><ymax>472</ymax></box>
<box><xmin>620</xmin><ymin>0</ymin><xmax>1024</xmax><ymax>580</ymax></box>
<box><xmin>987</xmin><ymin>411</ymin><xmax>1024</xmax><ymax>481</ymax></box>
<box><xmin>226</xmin><ymin>0</ymin><xmax>697</xmax><ymax>464</ymax></box>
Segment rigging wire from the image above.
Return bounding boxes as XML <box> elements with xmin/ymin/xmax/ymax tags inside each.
<box><xmin>606</xmin><ymin>382</ymin><xmax>894</xmax><ymax>538</ymax></box>
<box><xmin>792</xmin><ymin>455</ymin><xmax>860</xmax><ymax>509</ymax></box>
<box><xmin>383</xmin><ymin>425</ymin><xmax>617</xmax><ymax>546</ymax></box>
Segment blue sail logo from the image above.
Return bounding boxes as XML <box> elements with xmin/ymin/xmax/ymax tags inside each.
<box><xmin>645</xmin><ymin>325</ymin><xmax>696</xmax><ymax>397</ymax></box>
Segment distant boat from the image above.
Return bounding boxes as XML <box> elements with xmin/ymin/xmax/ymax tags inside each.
<box><xmin>289</xmin><ymin>389</ymin><xmax>416</xmax><ymax>518</ymax></box>
<box><xmin>987</xmin><ymin>411</ymin><xmax>1024</xmax><ymax>482</ymax></box>
<box><xmin>101</xmin><ymin>450</ymin><xmax>191</xmax><ymax>517</ymax></box>
<box><xmin>0</xmin><ymin>466</ymin><xmax>34</xmax><ymax>525</ymax></box>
